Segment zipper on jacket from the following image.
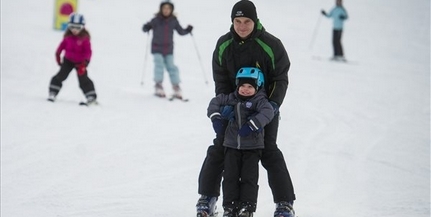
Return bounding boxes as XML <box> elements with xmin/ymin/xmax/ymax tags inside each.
<box><xmin>236</xmin><ymin>102</ymin><xmax>242</xmax><ymax>149</ymax></box>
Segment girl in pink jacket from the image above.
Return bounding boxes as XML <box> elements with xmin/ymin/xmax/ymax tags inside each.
<box><xmin>48</xmin><ymin>13</ymin><xmax>97</xmax><ymax>105</ymax></box>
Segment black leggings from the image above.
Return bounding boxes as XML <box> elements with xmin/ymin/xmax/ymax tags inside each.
<box><xmin>332</xmin><ymin>29</ymin><xmax>344</xmax><ymax>57</ymax></box>
<box><xmin>49</xmin><ymin>58</ymin><xmax>96</xmax><ymax>98</ymax></box>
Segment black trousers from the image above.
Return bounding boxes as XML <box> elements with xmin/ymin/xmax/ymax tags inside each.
<box><xmin>49</xmin><ymin>58</ymin><xmax>97</xmax><ymax>99</ymax></box>
<box><xmin>223</xmin><ymin>148</ymin><xmax>261</xmax><ymax>211</ymax></box>
<box><xmin>198</xmin><ymin>113</ymin><xmax>296</xmax><ymax>203</ymax></box>
<box><xmin>332</xmin><ymin>29</ymin><xmax>344</xmax><ymax>57</ymax></box>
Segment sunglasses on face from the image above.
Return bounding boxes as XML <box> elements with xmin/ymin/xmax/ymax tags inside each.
<box><xmin>68</xmin><ymin>24</ymin><xmax>84</xmax><ymax>31</ymax></box>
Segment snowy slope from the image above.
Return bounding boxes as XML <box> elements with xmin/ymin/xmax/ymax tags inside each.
<box><xmin>1</xmin><ymin>0</ymin><xmax>430</xmax><ymax>216</ymax></box>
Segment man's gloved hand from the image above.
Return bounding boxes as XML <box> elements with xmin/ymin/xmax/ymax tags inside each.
<box><xmin>269</xmin><ymin>101</ymin><xmax>280</xmax><ymax>116</ymax></box>
<box><xmin>220</xmin><ymin>105</ymin><xmax>235</xmax><ymax>121</ymax></box>
<box><xmin>142</xmin><ymin>24</ymin><xmax>151</xmax><ymax>32</ymax></box>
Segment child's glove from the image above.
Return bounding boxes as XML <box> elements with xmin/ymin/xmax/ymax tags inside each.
<box><xmin>339</xmin><ymin>15</ymin><xmax>347</xmax><ymax>20</ymax></box>
<box><xmin>55</xmin><ymin>53</ymin><xmax>61</xmax><ymax>66</ymax></box>
<box><xmin>211</xmin><ymin>115</ymin><xmax>225</xmax><ymax>135</ymax></box>
<box><xmin>142</xmin><ymin>24</ymin><xmax>151</xmax><ymax>32</ymax></box>
<box><xmin>238</xmin><ymin>123</ymin><xmax>253</xmax><ymax>137</ymax></box>
<box><xmin>321</xmin><ymin>10</ymin><xmax>327</xmax><ymax>16</ymax></box>
<box><xmin>76</xmin><ymin>61</ymin><xmax>88</xmax><ymax>76</ymax></box>
<box><xmin>238</xmin><ymin>120</ymin><xmax>260</xmax><ymax>137</ymax></box>
<box><xmin>186</xmin><ymin>25</ymin><xmax>193</xmax><ymax>33</ymax></box>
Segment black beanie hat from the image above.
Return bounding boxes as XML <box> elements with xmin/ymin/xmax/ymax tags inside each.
<box><xmin>231</xmin><ymin>0</ymin><xmax>258</xmax><ymax>23</ymax></box>
<box><xmin>237</xmin><ymin>77</ymin><xmax>258</xmax><ymax>90</ymax></box>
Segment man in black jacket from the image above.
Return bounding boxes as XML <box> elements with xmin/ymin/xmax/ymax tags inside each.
<box><xmin>196</xmin><ymin>1</ymin><xmax>296</xmax><ymax>217</ymax></box>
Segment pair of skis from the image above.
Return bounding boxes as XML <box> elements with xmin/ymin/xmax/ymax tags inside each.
<box><xmin>47</xmin><ymin>98</ymin><xmax>98</xmax><ymax>106</ymax></box>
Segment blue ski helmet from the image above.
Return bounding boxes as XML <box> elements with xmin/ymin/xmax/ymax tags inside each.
<box><xmin>235</xmin><ymin>67</ymin><xmax>265</xmax><ymax>90</ymax></box>
<box><xmin>68</xmin><ymin>13</ymin><xmax>85</xmax><ymax>25</ymax></box>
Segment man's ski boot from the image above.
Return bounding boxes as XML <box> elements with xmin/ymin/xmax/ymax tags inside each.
<box><xmin>155</xmin><ymin>83</ymin><xmax>166</xmax><ymax>98</ymax></box>
<box><xmin>196</xmin><ymin>195</ymin><xmax>218</xmax><ymax>217</ymax></box>
<box><xmin>238</xmin><ymin>202</ymin><xmax>255</xmax><ymax>217</ymax></box>
<box><xmin>274</xmin><ymin>201</ymin><xmax>295</xmax><ymax>217</ymax></box>
<box><xmin>47</xmin><ymin>92</ymin><xmax>57</xmax><ymax>102</ymax></box>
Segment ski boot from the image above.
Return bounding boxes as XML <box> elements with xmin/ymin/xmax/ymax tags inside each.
<box><xmin>222</xmin><ymin>207</ymin><xmax>238</xmax><ymax>217</ymax></box>
<box><xmin>86</xmin><ymin>96</ymin><xmax>98</xmax><ymax>105</ymax></box>
<box><xmin>80</xmin><ymin>96</ymin><xmax>98</xmax><ymax>106</ymax></box>
<box><xmin>331</xmin><ymin>55</ymin><xmax>346</xmax><ymax>62</ymax></box>
<box><xmin>155</xmin><ymin>83</ymin><xmax>166</xmax><ymax>98</ymax></box>
<box><xmin>172</xmin><ymin>84</ymin><xmax>182</xmax><ymax>99</ymax></box>
<box><xmin>196</xmin><ymin>195</ymin><xmax>218</xmax><ymax>217</ymax></box>
<box><xmin>274</xmin><ymin>201</ymin><xmax>295</xmax><ymax>217</ymax></box>
<box><xmin>237</xmin><ymin>202</ymin><xmax>255</xmax><ymax>217</ymax></box>
<box><xmin>47</xmin><ymin>92</ymin><xmax>57</xmax><ymax>102</ymax></box>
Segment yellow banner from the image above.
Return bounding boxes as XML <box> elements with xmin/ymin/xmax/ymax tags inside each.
<box><xmin>54</xmin><ymin>0</ymin><xmax>78</xmax><ymax>30</ymax></box>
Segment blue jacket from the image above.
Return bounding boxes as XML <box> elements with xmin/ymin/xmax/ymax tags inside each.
<box><xmin>325</xmin><ymin>6</ymin><xmax>348</xmax><ymax>30</ymax></box>
<box><xmin>144</xmin><ymin>14</ymin><xmax>189</xmax><ymax>55</ymax></box>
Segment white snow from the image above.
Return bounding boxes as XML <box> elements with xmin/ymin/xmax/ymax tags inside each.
<box><xmin>1</xmin><ymin>0</ymin><xmax>430</xmax><ymax>216</ymax></box>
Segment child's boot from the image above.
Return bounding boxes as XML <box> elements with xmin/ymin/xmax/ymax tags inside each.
<box><xmin>47</xmin><ymin>92</ymin><xmax>57</xmax><ymax>102</ymax></box>
<box><xmin>172</xmin><ymin>84</ymin><xmax>182</xmax><ymax>99</ymax></box>
<box><xmin>155</xmin><ymin>83</ymin><xmax>165</xmax><ymax>98</ymax></box>
<box><xmin>238</xmin><ymin>202</ymin><xmax>255</xmax><ymax>217</ymax></box>
<box><xmin>86</xmin><ymin>96</ymin><xmax>98</xmax><ymax>105</ymax></box>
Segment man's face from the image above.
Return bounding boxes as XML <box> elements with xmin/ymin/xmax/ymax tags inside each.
<box><xmin>233</xmin><ymin>17</ymin><xmax>255</xmax><ymax>39</ymax></box>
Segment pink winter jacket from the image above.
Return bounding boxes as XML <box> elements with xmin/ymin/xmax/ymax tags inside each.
<box><xmin>56</xmin><ymin>35</ymin><xmax>92</xmax><ymax>64</ymax></box>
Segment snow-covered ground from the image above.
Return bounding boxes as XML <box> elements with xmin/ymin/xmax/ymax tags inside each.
<box><xmin>1</xmin><ymin>0</ymin><xmax>430</xmax><ymax>216</ymax></box>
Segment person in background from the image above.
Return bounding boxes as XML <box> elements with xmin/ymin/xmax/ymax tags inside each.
<box><xmin>196</xmin><ymin>1</ymin><xmax>296</xmax><ymax>217</ymax></box>
<box><xmin>207</xmin><ymin>67</ymin><xmax>274</xmax><ymax>217</ymax></box>
<box><xmin>142</xmin><ymin>0</ymin><xmax>193</xmax><ymax>99</ymax></box>
<box><xmin>321</xmin><ymin>0</ymin><xmax>349</xmax><ymax>61</ymax></box>
<box><xmin>48</xmin><ymin>13</ymin><xmax>97</xmax><ymax>105</ymax></box>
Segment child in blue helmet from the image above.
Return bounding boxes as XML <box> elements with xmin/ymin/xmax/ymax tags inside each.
<box><xmin>206</xmin><ymin>67</ymin><xmax>274</xmax><ymax>217</ymax></box>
